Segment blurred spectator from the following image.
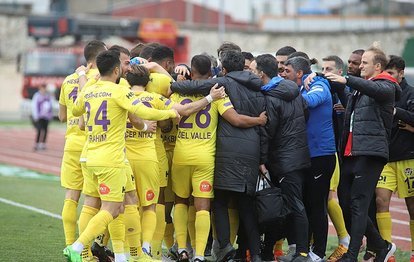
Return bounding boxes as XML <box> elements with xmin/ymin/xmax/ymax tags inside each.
<box><xmin>31</xmin><ymin>84</ymin><xmax>53</xmax><ymax>151</ymax></box>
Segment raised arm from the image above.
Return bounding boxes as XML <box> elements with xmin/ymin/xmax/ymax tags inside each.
<box><xmin>221</xmin><ymin>109</ymin><xmax>267</xmax><ymax>128</ymax></box>
<box><xmin>171</xmin><ymin>78</ymin><xmax>226</xmax><ymax>96</ymax></box>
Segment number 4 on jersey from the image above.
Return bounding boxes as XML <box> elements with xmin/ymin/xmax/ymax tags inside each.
<box><xmin>85</xmin><ymin>100</ymin><xmax>111</xmax><ymax>131</ymax></box>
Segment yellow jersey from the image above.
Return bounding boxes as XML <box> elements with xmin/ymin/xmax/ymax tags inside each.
<box><xmin>170</xmin><ymin>93</ymin><xmax>233</xmax><ymax>165</ymax></box>
<box><xmin>125</xmin><ymin>90</ymin><xmax>175</xmax><ymax>161</ymax></box>
<box><xmin>72</xmin><ymin>80</ymin><xmax>177</xmax><ymax>167</ymax></box>
<box><xmin>59</xmin><ymin>68</ymin><xmax>99</xmax><ymax>151</ymax></box>
<box><xmin>161</xmin><ymin>119</ymin><xmax>178</xmax><ymax>152</ymax></box>
<box><xmin>146</xmin><ymin>73</ymin><xmax>173</xmax><ymax>97</ymax></box>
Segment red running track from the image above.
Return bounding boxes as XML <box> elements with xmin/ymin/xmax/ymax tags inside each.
<box><xmin>0</xmin><ymin>127</ymin><xmax>410</xmax><ymax>251</ymax></box>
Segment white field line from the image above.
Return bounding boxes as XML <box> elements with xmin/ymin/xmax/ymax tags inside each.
<box><xmin>0</xmin><ymin>197</ymin><xmax>62</xmax><ymax>220</ymax></box>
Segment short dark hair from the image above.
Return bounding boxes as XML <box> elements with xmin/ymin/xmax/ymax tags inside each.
<box><xmin>84</xmin><ymin>40</ymin><xmax>106</xmax><ymax>62</ymax></box>
<box><xmin>126</xmin><ymin>65</ymin><xmax>150</xmax><ymax>86</ymax></box>
<box><xmin>130</xmin><ymin>42</ymin><xmax>145</xmax><ymax>58</ymax></box>
<box><xmin>96</xmin><ymin>50</ymin><xmax>120</xmax><ymax>76</ymax></box>
<box><xmin>386</xmin><ymin>55</ymin><xmax>405</xmax><ymax>71</ymax></box>
<box><xmin>366</xmin><ymin>47</ymin><xmax>388</xmax><ymax>70</ymax></box>
<box><xmin>275</xmin><ymin>46</ymin><xmax>296</xmax><ymax>56</ymax></box>
<box><xmin>151</xmin><ymin>45</ymin><xmax>174</xmax><ymax>63</ymax></box>
<box><xmin>255</xmin><ymin>54</ymin><xmax>278</xmax><ymax>79</ymax></box>
<box><xmin>352</xmin><ymin>49</ymin><xmax>365</xmax><ymax>56</ymax></box>
<box><xmin>285</xmin><ymin>57</ymin><xmax>312</xmax><ymax>75</ymax></box>
<box><xmin>322</xmin><ymin>55</ymin><xmax>344</xmax><ymax>70</ymax></box>
<box><xmin>191</xmin><ymin>55</ymin><xmax>211</xmax><ymax>76</ymax></box>
<box><xmin>139</xmin><ymin>42</ymin><xmax>161</xmax><ymax>60</ymax></box>
<box><xmin>217</xmin><ymin>41</ymin><xmax>241</xmax><ymax>58</ymax></box>
<box><xmin>221</xmin><ymin>50</ymin><xmax>244</xmax><ymax>72</ymax></box>
<box><xmin>288</xmin><ymin>51</ymin><xmax>318</xmax><ymax>65</ymax></box>
<box><xmin>109</xmin><ymin>45</ymin><xmax>130</xmax><ymax>57</ymax></box>
<box><xmin>242</xmin><ymin>51</ymin><xmax>254</xmax><ymax>62</ymax></box>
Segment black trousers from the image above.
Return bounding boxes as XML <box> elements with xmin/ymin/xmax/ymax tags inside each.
<box><xmin>337</xmin><ymin>156</ymin><xmax>387</xmax><ymax>260</ymax></box>
<box><xmin>304</xmin><ymin>155</ymin><xmax>336</xmax><ymax>258</ymax></box>
<box><xmin>35</xmin><ymin>118</ymin><xmax>49</xmax><ymax>143</ymax></box>
<box><xmin>274</xmin><ymin>169</ymin><xmax>309</xmax><ymax>254</ymax></box>
<box><xmin>213</xmin><ymin>189</ymin><xmax>261</xmax><ymax>256</ymax></box>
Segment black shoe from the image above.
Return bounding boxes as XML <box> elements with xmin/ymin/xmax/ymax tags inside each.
<box><xmin>216</xmin><ymin>243</ymin><xmax>237</xmax><ymax>262</ymax></box>
<box><xmin>363</xmin><ymin>250</ymin><xmax>376</xmax><ymax>261</ymax></box>
<box><xmin>261</xmin><ymin>250</ymin><xmax>275</xmax><ymax>262</ymax></box>
<box><xmin>178</xmin><ymin>250</ymin><xmax>190</xmax><ymax>262</ymax></box>
<box><xmin>373</xmin><ymin>241</ymin><xmax>396</xmax><ymax>262</ymax></box>
<box><xmin>336</xmin><ymin>253</ymin><xmax>357</xmax><ymax>262</ymax></box>
<box><xmin>232</xmin><ymin>248</ymin><xmax>246</xmax><ymax>262</ymax></box>
<box><xmin>91</xmin><ymin>242</ymin><xmax>113</xmax><ymax>262</ymax></box>
<box><xmin>204</xmin><ymin>241</ymin><xmax>212</xmax><ymax>257</ymax></box>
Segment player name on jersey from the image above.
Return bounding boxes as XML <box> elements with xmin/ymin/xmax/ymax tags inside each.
<box><xmin>88</xmin><ymin>134</ymin><xmax>107</xmax><ymax>142</ymax></box>
<box><xmin>125</xmin><ymin>130</ymin><xmax>154</xmax><ymax>139</ymax></box>
<box><xmin>177</xmin><ymin>130</ymin><xmax>212</xmax><ymax>140</ymax></box>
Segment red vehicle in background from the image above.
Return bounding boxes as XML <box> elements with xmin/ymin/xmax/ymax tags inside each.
<box><xmin>19</xmin><ymin>15</ymin><xmax>189</xmax><ymax>117</ymax></box>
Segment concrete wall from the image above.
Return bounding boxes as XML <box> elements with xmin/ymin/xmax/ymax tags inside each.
<box><xmin>181</xmin><ymin>27</ymin><xmax>414</xmax><ymax>63</ymax></box>
<box><xmin>0</xmin><ymin>14</ymin><xmax>27</xmax><ymax>60</ymax></box>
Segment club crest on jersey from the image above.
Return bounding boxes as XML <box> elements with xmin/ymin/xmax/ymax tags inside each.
<box><xmin>200</xmin><ymin>181</ymin><xmax>212</xmax><ymax>192</ymax></box>
<box><xmin>146</xmin><ymin>189</ymin><xmax>155</xmax><ymax>201</ymax></box>
<box><xmin>405</xmin><ymin>168</ymin><xmax>413</xmax><ymax>176</ymax></box>
<box><xmin>99</xmin><ymin>183</ymin><xmax>111</xmax><ymax>195</ymax></box>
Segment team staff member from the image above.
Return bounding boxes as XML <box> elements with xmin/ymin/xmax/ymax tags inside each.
<box><xmin>63</xmin><ymin>50</ymin><xmax>179</xmax><ymax>262</ymax></box>
<box><xmin>326</xmin><ymin>46</ymin><xmax>400</xmax><ymax>262</ymax></box>
<box><xmin>375</xmin><ymin>56</ymin><xmax>414</xmax><ymax>262</ymax></box>
<box><xmin>58</xmin><ymin>40</ymin><xmax>106</xmax><ymax>249</ymax></box>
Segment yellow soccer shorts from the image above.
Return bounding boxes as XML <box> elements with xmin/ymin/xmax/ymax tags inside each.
<box><xmin>171</xmin><ymin>164</ymin><xmax>214</xmax><ymax>199</ymax></box>
<box><xmin>82</xmin><ymin>164</ymin><xmax>127</xmax><ymax>202</ymax></box>
<box><xmin>130</xmin><ymin>160</ymin><xmax>160</xmax><ymax>207</ymax></box>
<box><xmin>377</xmin><ymin>159</ymin><xmax>414</xmax><ymax>198</ymax></box>
<box><xmin>164</xmin><ymin>150</ymin><xmax>175</xmax><ymax>203</ymax></box>
<box><xmin>60</xmin><ymin>150</ymin><xmax>83</xmax><ymax>190</ymax></box>
<box><xmin>330</xmin><ymin>153</ymin><xmax>340</xmax><ymax>191</ymax></box>
<box><xmin>158</xmin><ymin>153</ymin><xmax>169</xmax><ymax>188</ymax></box>
<box><xmin>124</xmin><ymin>162</ymin><xmax>136</xmax><ymax>193</ymax></box>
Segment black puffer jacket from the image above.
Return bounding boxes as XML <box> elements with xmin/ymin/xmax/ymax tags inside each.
<box><xmin>341</xmin><ymin>74</ymin><xmax>401</xmax><ymax>162</ymax></box>
<box><xmin>389</xmin><ymin>78</ymin><xmax>414</xmax><ymax>162</ymax></box>
<box><xmin>171</xmin><ymin>71</ymin><xmax>266</xmax><ymax>196</ymax></box>
<box><xmin>263</xmin><ymin>79</ymin><xmax>311</xmax><ymax>176</ymax></box>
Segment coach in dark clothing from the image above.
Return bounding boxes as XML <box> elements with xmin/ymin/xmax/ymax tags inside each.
<box><xmin>326</xmin><ymin>47</ymin><xmax>401</xmax><ymax>262</ymax></box>
<box><xmin>171</xmin><ymin>50</ymin><xmax>266</xmax><ymax>262</ymax></box>
<box><xmin>250</xmin><ymin>54</ymin><xmax>311</xmax><ymax>262</ymax></box>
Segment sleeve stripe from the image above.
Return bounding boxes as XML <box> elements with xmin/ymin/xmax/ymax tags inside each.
<box><xmin>307</xmin><ymin>87</ymin><xmax>324</xmax><ymax>94</ymax></box>
<box><xmin>132</xmin><ymin>99</ymin><xmax>140</xmax><ymax>105</ymax></box>
<box><xmin>165</xmin><ymin>100</ymin><xmax>171</xmax><ymax>106</ymax></box>
<box><xmin>224</xmin><ymin>101</ymin><xmax>233</xmax><ymax>107</ymax></box>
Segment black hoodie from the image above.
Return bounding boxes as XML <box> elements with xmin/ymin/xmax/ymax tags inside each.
<box><xmin>171</xmin><ymin>71</ymin><xmax>266</xmax><ymax>196</ymax></box>
<box><xmin>262</xmin><ymin>78</ymin><xmax>311</xmax><ymax>176</ymax></box>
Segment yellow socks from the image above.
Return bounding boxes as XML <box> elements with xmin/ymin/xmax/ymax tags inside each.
<box><xmin>152</xmin><ymin>204</ymin><xmax>167</xmax><ymax>258</ymax></box>
<box><xmin>377</xmin><ymin>212</ymin><xmax>392</xmax><ymax>242</ymax></box>
<box><xmin>125</xmin><ymin>205</ymin><xmax>142</xmax><ymax>257</ymax></box>
<box><xmin>108</xmin><ymin>213</ymin><xmax>125</xmax><ymax>257</ymax></box>
<box><xmin>78</xmin><ymin>210</ymin><xmax>113</xmax><ymax>246</ymax></box>
<box><xmin>173</xmin><ymin>203</ymin><xmax>188</xmax><ymax>249</ymax></box>
<box><xmin>164</xmin><ymin>223</ymin><xmax>175</xmax><ymax>249</ymax></box>
<box><xmin>328</xmin><ymin>198</ymin><xmax>348</xmax><ymax>240</ymax></box>
<box><xmin>195</xmin><ymin>210</ymin><xmax>210</xmax><ymax>257</ymax></box>
<box><xmin>141</xmin><ymin>209</ymin><xmax>157</xmax><ymax>252</ymax></box>
<box><xmin>188</xmin><ymin>205</ymin><xmax>196</xmax><ymax>248</ymax></box>
<box><xmin>78</xmin><ymin>205</ymin><xmax>99</xmax><ymax>259</ymax></box>
<box><xmin>228</xmin><ymin>208</ymin><xmax>239</xmax><ymax>245</ymax></box>
<box><xmin>62</xmin><ymin>199</ymin><xmax>78</xmax><ymax>245</ymax></box>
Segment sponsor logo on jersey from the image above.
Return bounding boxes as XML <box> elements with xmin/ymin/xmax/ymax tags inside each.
<box><xmin>99</xmin><ymin>183</ymin><xmax>111</xmax><ymax>195</ymax></box>
<box><xmin>146</xmin><ymin>189</ymin><xmax>155</xmax><ymax>201</ymax></box>
<box><xmin>200</xmin><ymin>181</ymin><xmax>212</xmax><ymax>192</ymax></box>
<box><xmin>405</xmin><ymin>168</ymin><xmax>413</xmax><ymax>176</ymax></box>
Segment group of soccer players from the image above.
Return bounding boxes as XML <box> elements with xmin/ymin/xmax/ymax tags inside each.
<box><xmin>58</xmin><ymin>39</ymin><xmax>414</xmax><ymax>262</ymax></box>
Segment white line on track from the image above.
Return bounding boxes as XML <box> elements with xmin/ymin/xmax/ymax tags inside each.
<box><xmin>0</xmin><ymin>197</ymin><xmax>62</xmax><ymax>220</ymax></box>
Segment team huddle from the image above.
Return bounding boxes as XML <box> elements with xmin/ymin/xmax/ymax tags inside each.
<box><xmin>59</xmin><ymin>39</ymin><xmax>414</xmax><ymax>262</ymax></box>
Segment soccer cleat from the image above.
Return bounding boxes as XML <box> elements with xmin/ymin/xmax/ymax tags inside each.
<box><xmin>274</xmin><ymin>249</ymin><xmax>284</xmax><ymax>258</ymax></box>
<box><xmin>278</xmin><ymin>247</ymin><xmax>296</xmax><ymax>262</ymax></box>
<box><xmin>327</xmin><ymin>244</ymin><xmax>348</xmax><ymax>262</ymax></box>
<box><xmin>177</xmin><ymin>250</ymin><xmax>190</xmax><ymax>262</ymax></box>
<box><xmin>387</xmin><ymin>256</ymin><xmax>395</xmax><ymax>262</ymax></box>
<box><xmin>64</xmin><ymin>246</ymin><xmax>82</xmax><ymax>262</ymax></box>
<box><xmin>91</xmin><ymin>242</ymin><xmax>113</xmax><ymax>262</ymax></box>
<box><xmin>291</xmin><ymin>253</ymin><xmax>312</xmax><ymax>262</ymax></box>
<box><xmin>374</xmin><ymin>242</ymin><xmax>396</xmax><ymax>262</ymax></box>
